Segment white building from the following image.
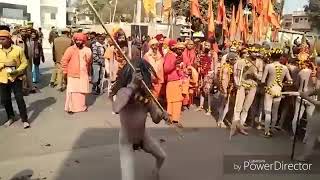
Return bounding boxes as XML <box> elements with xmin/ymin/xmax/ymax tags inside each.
<box><xmin>0</xmin><ymin>0</ymin><xmax>66</xmax><ymax>29</ymax></box>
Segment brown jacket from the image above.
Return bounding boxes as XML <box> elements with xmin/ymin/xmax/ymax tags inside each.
<box><xmin>53</xmin><ymin>35</ymin><xmax>72</xmax><ymax>64</ymax></box>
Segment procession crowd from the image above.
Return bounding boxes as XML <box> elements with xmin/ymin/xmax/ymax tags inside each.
<box><xmin>1</xmin><ymin>23</ymin><xmax>320</xmax><ymax>161</ymax></box>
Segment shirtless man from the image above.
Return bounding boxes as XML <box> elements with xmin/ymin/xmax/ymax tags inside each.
<box><xmin>217</xmin><ymin>52</ymin><xmax>238</xmax><ymax>128</ymax></box>
<box><xmin>261</xmin><ymin>48</ymin><xmax>293</xmax><ymax>137</ymax></box>
<box><xmin>296</xmin><ymin>88</ymin><xmax>320</xmax><ymax>162</ymax></box>
<box><xmin>231</xmin><ymin>48</ymin><xmax>261</xmax><ymax>137</ymax></box>
<box><xmin>112</xmin><ymin>59</ymin><xmax>169</xmax><ymax>180</ymax></box>
<box><xmin>276</xmin><ymin>58</ymin><xmax>300</xmax><ymax>130</ymax></box>
<box><xmin>291</xmin><ymin>61</ymin><xmax>316</xmax><ymax>139</ymax></box>
<box><xmin>250</xmin><ymin>47</ymin><xmax>266</xmax><ymax>129</ymax></box>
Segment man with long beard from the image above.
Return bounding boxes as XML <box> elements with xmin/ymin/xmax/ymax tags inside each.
<box><xmin>61</xmin><ymin>33</ymin><xmax>92</xmax><ymax>114</ymax></box>
<box><xmin>111</xmin><ymin>59</ymin><xmax>169</xmax><ymax>180</ymax></box>
<box><xmin>144</xmin><ymin>38</ymin><xmax>164</xmax><ymax>99</ymax></box>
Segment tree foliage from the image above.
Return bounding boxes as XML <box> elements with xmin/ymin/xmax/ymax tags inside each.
<box><xmin>305</xmin><ymin>0</ymin><xmax>320</xmax><ymax>32</ymax></box>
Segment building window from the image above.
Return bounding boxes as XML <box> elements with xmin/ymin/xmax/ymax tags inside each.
<box><xmin>51</xmin><ymin>13</ymin><xmax>56</xmax><ymax>20</ymax></box>
<box><xmin>300</xmin><ymin>18</ymin><xmax>303</xmax><ymax>21</ymax></box>
<box><xmin>285</xmin><ymin>22</ymin><xmax>291</xmax><ymax>27</ymax></box>
<box><xmin>295</xmin><ymin>18</ymin><xmax>299</xmax><ymax>23</ymax></box>
<box><xmin>305</xmin><ymin>18</ymin><xmax>308</xmax><ymax>21</ymax></box>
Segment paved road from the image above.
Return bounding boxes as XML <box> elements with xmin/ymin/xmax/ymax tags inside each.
<box><xmin>0</xmin><ymin>50</ymin><xmax>319</xmax><ymax>180</ymax></box>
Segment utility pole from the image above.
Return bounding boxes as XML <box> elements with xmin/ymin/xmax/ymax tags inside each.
<box><xmin>136</xmin><ymin>0</ymin><xmax>142</xmax><ymax>23</ymax></box>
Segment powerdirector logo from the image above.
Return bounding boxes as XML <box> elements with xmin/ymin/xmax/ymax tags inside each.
<box><xmin>224</xmin><ymin>155</ymin><xmax>320</xmax><ymax>175</ymax></box>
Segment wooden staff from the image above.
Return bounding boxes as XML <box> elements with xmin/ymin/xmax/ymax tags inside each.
<box><xmin>86</xmin><ymin>0</ymin><xmax>184</xmax><ymax>138</ymax></box>
<box><xmin>291</xmin><ymin>80</ymin><xmax>305</xmax><ymax>160</ymax></box>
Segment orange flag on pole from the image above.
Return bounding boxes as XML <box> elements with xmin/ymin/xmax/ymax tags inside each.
<box><xmin>252</xmin><ymin>7</ymin><xmax>258</xmax><ymax>43</ymax></box>
<box><xmin>216</xmin><ymin>0</ymin><xmax>225</xmax><ymax>24</ymax></box>
<box><xmin>222</xmin><ymin>6</ymin><xmax>229</xmax><ymax>38</ymax></box>
<box><xmin>256</xmin><ymin>0</ymin><xmax>263</xmax><ymax>15</ymax></box>
<box><xmin>229</xmin><ymin>5</ymin><xmax>237</xmax><ymax>41</ymax></box>
<box><xmin>243</xmin><ymin>14</ymin><xmax>249</xmax><ymax>43</ymax></box>
<box><xmin>267</xmin><ymin>0</ymin><xmax>280</xmax><ymax>28</ymax></box>
<box><xmin>208</xmin><ymin>0</ymin><xmax>215</xmax><ymax>38</ymax></box>
<box><xmin>236</xmin><ymin>0</ymin><xmax>244</xmax><ymax>41</ymax></box>
<box><xmin>190</xmin><ymin>0</ymin><xmax>201</xmax><ymax>18</ymax></box>
<box><xmin>163</xmin><ymin>0</ymin><xmax>172</xmax><ymax>19</ymax></box>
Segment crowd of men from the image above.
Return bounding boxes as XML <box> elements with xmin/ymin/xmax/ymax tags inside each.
<box><xmin>1</xmin><ymin>23</ymin><xmax>320</xmax><ymax>163</ymax></box>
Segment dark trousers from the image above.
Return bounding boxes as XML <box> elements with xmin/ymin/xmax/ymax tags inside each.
<box><xmin>0</xmin><ymin>80</ymin><xmax>28</xmax><ymax>122</ymax></box>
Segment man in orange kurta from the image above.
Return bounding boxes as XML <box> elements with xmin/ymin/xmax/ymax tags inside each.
<box><xmin>164</xmin><ymin>40</ymin><xmax>185</xmax><ymax>126</ymax></box>
<box><xmin>144</xmin><ymin>38</ymin><xmax>164</xmax><ymax>99</ymax></box>
<box><xmin>61</xmin><ymin>33</ymin><xmax>92</xmax><ymax>114</ymax></box>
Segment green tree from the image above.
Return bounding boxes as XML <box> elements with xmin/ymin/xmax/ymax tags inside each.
<box><xmin>305</xmin><ymin>0</ymin><xmax>320</xmax><ymax>32</ymax></box>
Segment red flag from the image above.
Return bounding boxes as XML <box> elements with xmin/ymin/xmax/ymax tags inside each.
<box><xmin>208</xmin><ymin>0</ymin><xmax>215</xmax><ymax>38</ymax></box>
<box><xmin>229</xmin><ymin>5</ymin><xmax>237</xmax><ymax>41</ymax></box>
<box><xmin>190</xmin><ymin>0</ymin><xmax>201</xmax><ymax>18</ymax></box>
<box><xmin>216</xmin><ymin>0</ymin><xmax>225</xmax><ymax>24</ymax></box>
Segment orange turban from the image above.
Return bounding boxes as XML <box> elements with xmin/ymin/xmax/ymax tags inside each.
<box><xmin>0</xmin><ymin>30</ymin><xmax>11</xmax><ymax>38</ymax></box>
<box><xmin>148</xmin><ymin>38</ymin><xmax>159</xmax><ymax>46</ymax></box>
<box><xmin>73</xmin><ymin>33</ymin><xmax>87</xmax><ymax>42</ymax></box>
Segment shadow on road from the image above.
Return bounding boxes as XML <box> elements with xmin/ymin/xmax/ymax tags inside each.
<box><xmin>9</xmin><ymin>169</ymin><xmax>34</xmax><ymax>180</ymax></box>
<box><xmin>27</xmin><ymin>97</ymin><xmax>57</xmax><ymax>123</ymax></box>
<box><xmin>86</xmin><ymin>94</ymin><xmax>100</xmax><ymax>107</ymax></box>
<box><xmin>52</xmin><ymin>126</ymin><xmax>320</xmax><ymax>180</ymax></box>
<box><xmin>35</xmin><ymin>73</ymin><xmax>52</xmax><ymax>90</ymax></box>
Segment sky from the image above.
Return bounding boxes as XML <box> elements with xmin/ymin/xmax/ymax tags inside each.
<box><xmin>283</xmin><ymin>0</ymin><xmax>309</xmax><ymax>14</ymax></box>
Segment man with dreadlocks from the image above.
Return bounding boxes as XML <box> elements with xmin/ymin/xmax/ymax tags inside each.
<box><xmin>216</xmin><ymin>52</ymin><xmax>238</xmax><ymax>128</ymax></box>
<box><xmin>261</xmin><ymin>48</ymin><xmax>293</xmax><ymax>137</ymax></box>
<box><xmin>111</xmin><ymin>58</ymin><xmax>169</xmax><ymax>180</ymax></box>
<box><xmin>291</xmin><ymin>42</ymin><xmax>316</xmax><ymax>140</ymax></box>
<box><xmin>230</xmin><ymin>47</ymin><xmax>261</xmax><ymax>137</ymax></box>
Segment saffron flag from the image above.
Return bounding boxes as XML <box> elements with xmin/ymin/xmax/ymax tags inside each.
<box><xmin>229</xmin><ymin>5</ymin><xmax>237</xmax><ymax>41</ymax></box>
<box><xmin>190</xmin><ymin>0</ymin><xmax>201</xmax><ymax>18</ymax></box>
<box><xmin>163</xmin><ymin>0</ymin><xmax>172</xmax><ymax>18</ymax></box>
<box><xmin>208</xmin><ymin>0</ymin><xmax>215</xmax><ymax>38</ymax></box>
<box><xmin>267</xmin><ymin>0</ymin><xmax>280</xmax><ymax>28</ymax></box>
<box><xmin>243</xmin><ymin>13</ymin><xmax>249</xmax><ymax>43</ymax></box>
<box><xmin>143</xmin><ymin>0</ymin><xmax>156</xmax><ymax>17</ymax></box>
<box><xmin>216</xmin><ymin>0</ymin><xmax>225</xmax><ymax>24</ymax></box>
<box><xmin>236</xmin><ymin>0</ymin><xmax>244</xmax><ymax>41</ymax></box>
<box><xmin>222</xmin><ymin>5</ymin><xmax>229</xmax><ymax>38</ymax></box>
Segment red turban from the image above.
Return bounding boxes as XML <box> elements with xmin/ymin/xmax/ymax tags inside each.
<box><xmin>168</xmin><ymin>39</ymin><xmax>177</xmax><ymax>49</ymax></box>
<box><xmin>73</xmin><ymin>33</ymin><xmax>87</xmax><ymax>43</ymax></box>
<box><xmin>155</xmin><ymin>34</ymin><xmax>164</xmax><ymax>41</ymax></box>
